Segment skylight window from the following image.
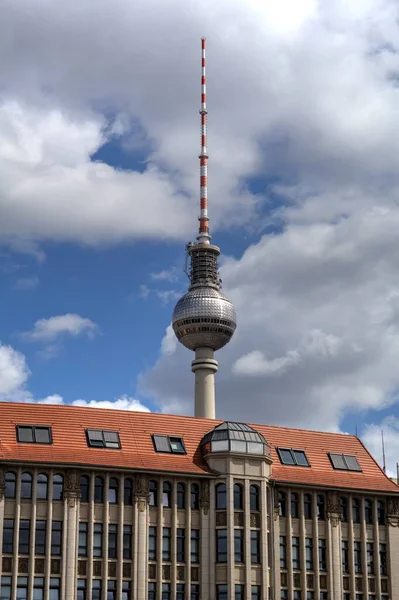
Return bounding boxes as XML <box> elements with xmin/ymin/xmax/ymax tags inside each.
<box><xmin>86</xmin><ymin>430</ymin><xmax>121</xmax><ymax>449</ymax></box>
<box><xmin>152</xmin><ymin>435</ymin><xmax>186</xmax><ymax>455</ymax></box>
<box><xmin>16</xmin><ymin>425</ymin><xmax>52</xmax><ymax>445</ymax></box>
<box><xmin>329</xmin><ymin>453</ymin><xmax>362</xmax><ymax>472</ymax></box>
<box><xmin>277</xmin><ymin>448</ymin><xmax>310</xmax><ymax>467</ymax></box>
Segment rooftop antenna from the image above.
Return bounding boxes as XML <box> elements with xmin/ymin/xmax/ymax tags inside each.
<box><xmin>355</xmin><ymin>423</ymin><xmax>358</xmax><ymax>437</ymax></box>
<box><xmin>197</xmin><ymin>37</ymin><xmax>210</xmax><ymax>245</ymax></box>
<box><xmin>397</xmin><ymin>462</ymin><xmax>399</xmax><ymax>483</ymax></box>
<box><xmin>381</xmin><ymin>429</ymin><xmax>386</xmax><ymax>473</ymax></box>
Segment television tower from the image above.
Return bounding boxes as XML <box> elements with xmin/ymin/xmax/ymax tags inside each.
<box><xmin>172</xmin><ymin>38</ymin><xmax>237</xmax><ymax>419</ymax></box>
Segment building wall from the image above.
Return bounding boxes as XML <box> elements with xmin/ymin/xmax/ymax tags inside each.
<box><xmin>0</xmin><ymin>465</ymin><xmax>398</xmax><ymax>600</ymax></box>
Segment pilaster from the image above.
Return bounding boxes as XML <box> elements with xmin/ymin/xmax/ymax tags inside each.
<box><xmin>387</xmin><ymin>497</ymin><xmax>399</xmax><ymax>599</ymax></box>
<box><xmin>64</xmin><ymin>470</ymin><xmax>81</xmax><ymax>600</ymax></box>
<box><xmin>200</xmin><ymin>480</ymin><xmax>210</xmax><ymax>600</ymax></box>
<box><xmin>134</xmin><ymin>475</ymin><xmax>149</xmax><ymax>600</ymax></box>
<box><xmin>326</xmin><ymin>491</ymin><xmax>342</xmax><ymax>600</ymax></box>
<box><xmin>0</xmin><ymin>467</ymin><xmax>5</xmax><ymax>582</ymax></box>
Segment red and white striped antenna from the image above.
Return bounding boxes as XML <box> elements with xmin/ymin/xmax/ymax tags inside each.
<box><xmin>197</xmin><ymin>37</ymin><xmax>211</xmax><ymax>245</ymax></box>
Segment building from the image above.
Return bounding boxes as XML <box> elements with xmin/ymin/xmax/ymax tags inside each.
<box><xmin>1</xmin><ymin>38</ymin><xmax>399</xmax><ymax>600</ymax></box>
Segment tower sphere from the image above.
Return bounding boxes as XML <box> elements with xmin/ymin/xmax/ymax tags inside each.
<box><xmin>172</xmin><ymin>286</ymin><xmax>236</xmax><ymax>351</ymax></box>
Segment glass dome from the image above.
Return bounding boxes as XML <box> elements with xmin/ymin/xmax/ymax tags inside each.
<box><xmin>200</xmin><ymin>421</ymin><xmax>269</xmax><ymax>456</ymax></box>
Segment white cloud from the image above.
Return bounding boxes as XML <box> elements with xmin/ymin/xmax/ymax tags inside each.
<box><xmin>0</xmin><ymin>343</ymin><xmax>30</xmax><ymax>396</ymax></box>
<box><xmin>71</xmin><ymin>395</ymin><xmax>150</xmax><ymax>412</ymax></box>
<box><xmin>363</xmin><ymin>417</ymin><xmax>399</xmax><ymax>479</ymax></box>
<box><xmin>23</xmin><ymin>314</ymin><xmax>99</xmax><ymax>342</ymax></box>
<box><xmin>150</xmin><ymin>268</ymin><xmax>179</xmax><ymax>283</ymax></box>
<box><xmin>13</xmin><ymin>275</ymin><xmax>39</xmax><ymax>290</ymax></box>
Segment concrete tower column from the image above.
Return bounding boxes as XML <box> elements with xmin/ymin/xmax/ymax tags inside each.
<box><xmin>63</xmin><ymin>470</ymin><xmax>81</xmax><ymax>600</ymax></box>
<box><xmin>134</xmin><ymin>475</ymin><xmax>149</xmax><ymax>600</ymax></box>
<box><xmin>191</xmin><ymin>347</ymin><xmax>218</xmax><ymax>419</ymax></box>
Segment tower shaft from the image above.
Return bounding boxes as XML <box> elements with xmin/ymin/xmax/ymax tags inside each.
<box><xmin>192</xmin><ymin>347</ymin><xmax>218</xmax><ymax>419</ymax></box>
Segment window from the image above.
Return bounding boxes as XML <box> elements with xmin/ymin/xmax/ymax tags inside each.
<box><xmin>216</xmin><ymin>529</ymin><xmax>227</xmax><ymax>563</ymax></box>
<box><xmin>123</xmin><ymin>525</ymin><xmax>132</xmax><ymax>559</ymax></box>
<box><xmin>319</xmin><ymin>594</ymin><xmax>328</xmax><ymax>600</ymax></box>
<box><xmin>92</xmin><ymin>580</ymin><xmax>102</xmax><ymax>600</ymax></box>
<box><xmin>53</xmin><ymin>474</ymin><xmax>63</xmax><ymax>501</ymax></box>
<box><xmin>216</xmin><ymin>585</ymin><xmax>228</xmax><ymax>600</ymax></box>
<box><xmin>365</xmin><ymin>499</ymin><xmax>373</xmax><ymax>524</ymax></box>
<box><xmin>51</xmin><ymin>521</ymin><xmax>62</xmax><ymax>556</ymax></box>
<box><xmin>21</xmin><ymin>472</ymin><xmax>32</xmax><ymax>499</ymax></box>
<box><xmin>366</xmin><ymin>542</ymin><xmax>374</xmax><ymax>574</ymax></box>
<box><xmin>107</xmin><ymin>581</ymin><xmax>116</xmax><ymax>600</ymax></box>
<box><xmin>149</xmin><ymin>480</ymin><xmax>157</xmax><ymax>506</ymax></box>
<box><xmin>1</xmin><ymin>577</ymin><xmax>12</xmax><ymax>600</ymax></box>
<box><xmin>86</xmin><ymin>429</ymin><xmax>121</xmax><ymax>449</ymax></box>
<box><xmin>77</xmin><ymin>580</ymin><xmax>86</xmax><ymax>600</ymax></box>
<box><xmin>94</xmin><ymin>476</ymin><xmax>104</xmax><ymax>503</ymax></box>
<box><xmin>354</xmin><ymin>541</ymin><xmax>362</xmax><ymax>573</ymax></box>
<box><xmin>49</xmin><ymin>578</ymin><xmax>60</xmax><ymax>600</ymax></box>
<box><xmin>124</xmin><ymin>478</ymin><xmax>133</xmax><ymax>505</ymax></box>
<box><xmin>93</xmin><ymin>523</ymin><xmax>103</xmax><ymax>557</ymax></box>
<box><xmin>340</xmin><ymin>497</ymin><xmax>348</xmax><ymax>522</ymax></box>
<box><xmin>149</xmin><ymin>527</ymin><xmax>157</xmax><ymax>561</ymax></box>
<box><xmin>306</xmin><ymin>593</ymin><xmax>314</xmax><ymax>600</ymax></box>
<box><xmin>176</xmin><ymin>584</ymin><xmax>185</xmax><ymax>600</ymax></box>
<box><xmin>304</xmin><ymin>493</ymin><xmax>312</xmax><ymax>519</ymax></box>
<box><xmin>235</xmin><ymin>585</ymin><xmax>245</xmax><ymax>600</ymax></box>
<box><xmin>278</xmin><ymin>491</ymin><xmax>286</xmax><ymax>517</ymax></box>
<box><xmin>152</xmin><ymin>434</ymin><xmax>186</xmax><ymax>454</ymax></box>
<box><xmin>191</xmin><ymin>483</ymin><xmax>200</xmax><ymax>509</ymax></box>
<box><xmin>251</xmin><ymin>530</ymin><xmax>260</xmax><ymax>564</ymax></box>
<box><xmin>33</xmin><ymin>578</ymin><xmax>45</xmax><ymax>600</ymax></box>
<box><xmin>281</xmin><ymin>592</ymin><xmax>288</xmax><ymax>600</ymax></box>
<box><xmin>177</xmin><ymin>483</ymin><xmax>185</xmax><ymax>509</ymax></box>
<box><xmin>319</xmin><ymin>539</ymin><xmax>327</xmax><ymax>572</ymax></box>
<box><xmin>234</xmin><ymin>529</ymin><xmax>244</xmax><ymax>563</ymax></box>
<box><xmin>148</xmin><ymin>583</ymin><xmax>156</xmax><ymax>600</ymax></box>
<box><xmin>35</xmin><ymin>521</ymin><xmax>47</xmax><ymax>555</ymax></box>
<box><xmin>16</xmin><ymin>577</ymin><xmax>28</xmax><ymax>600</ymax></box>
<box><xmin>19</xmin><ymin>519</ymin><xmax>30</xmax><ymax>555</ymax></box>
<box><xmin>162</xmin><ymin>481</ymin><xmax>172</xmax><ymax>507</ymax></box>
<box><xmin>251</xmin><ymin>587</ymin><xmax>261</xmax><ymax>600</ymax></box>
<box><xmin>108</xmin><ymin>524</ymin><xmax>118</xmax><ymax>558</ymax></box>
<box><xmin>305</xmin><ymin>538</ymin><xmax>313</xmax><ymax>570</ymax></box>
<box><xmin>37</xmin><ymin>474</ymin><xmax>48</xmax><ymax>500</ymax></box>
<box><xmin>379</xmin><ymin>542</ymin><xmax>387</xmax><ymax>575</ymax></box>
<box><xmin>17</xmin><ymin>425</ymin><xmax>52</xmax><ymax>444</ymax></box>
<box><xmin>78</xmin><ymin>522</ymin><xmax>88</xmax><ymax>557</ymax></box>
<box><xmin>191</xmin><ymin>530</ymin><xmax>200</xmax><ymax>563</ymax></box>
<box><xmin>280</xmin><ymin>535</ymin><xmax>287</xmax><ymax>569</ymax></box>
<box><xmin>377</xmin><ymin>500</ymin><xmax>385</xmax><ymax>525</ymax></box>
<box><xmin>328</xmin><ymin>453</ymin><xmax>362</xmax><ymax>471</ymax></box>
<box><xmin>355</xmin><ymin>596</ymin><xmax>363</xmax><ymax>600</ymax></box>
<box><xmin>162</xmin><ymin>527</ymin><xmax>171</xmax><ymax>561</ymax></box>
<box><xmin>277</xmin><ymin>448</ymin><xmax>310</xmax><ymax>466</ymax></box>
<box><xmin>234</xmin><ymin>483</ymin><xmax>243</xmax><ymax>510</ymax></box>
<box><xmin>162</xmin><ymin>583</ymin><xmax>171</xmax><ymax>600</ymax></box>
<box><xmin>79</xmin><ymin>476</ymin><xmax>90</xmax><ymax>503</ymax></box>
<box><xmin>3</xmin><ymin>519</ymin><xmax>14</xmax><ymax>553</ymax></box>
<box><xmin>216</xmin><ymin>483</ymin><xmax>227</xmax><ymax>510</ymax></box>
<box><xmin>293</xmin><ymin>593</ymin><xmax>301</xmax><ymax>600</ymax></box>
<box><xmin>291</xmin><ymin>492</ymin><xmax>299</xmax><ymax>518</ymax></box>
<box><xmin>292</xmin><ymin>536</ymin><xmax>300</xmax><ymax>570</ymax></box>
<box><xmin>191</xmin><ymin>584</ymin><xmax>200</xmax><ymax>600</ymax></box>
<box><xmin>342</xmin><ymin>540</ymin><xmax>349</xmax><ymax>573</ymax></box>
<box><xmin>122</xmin><ymin>581</ymin><xmax>131</xmax><ymax>600</ymax></box>
<box><xmin>317</xmin><ymin>494</ymin><xmax>325</xmax><ymax>520</ymax></box>
<box><xmin>109</xmin><ymin>478</ymin><xmax>119</xmax><ymax>504</ymax></box>
<box><xmin>352</xmin><ymin>498</ymin><xmax>360</xmax><ymax>523</ymax></box>
<box><xmin>177</xmin><ymin>528</ymin><xmax>185</xmax><ymax>562</ymax></box>
<box><xmin>5</xmin><ymin>472</ymin><xmax>16</xmax><ymax>498</ymax></box>
<box><xmin>250</xmin><ymin>485</ymin><xmax>260</xmax><ymax>511</ymax></box>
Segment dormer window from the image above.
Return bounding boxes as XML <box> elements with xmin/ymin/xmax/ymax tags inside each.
<box><xmin>16</xmin><ymin>425</ymin><xmax>52</xmax><ymax>445</ymax></box>
<box><xmin>328</xmin><ymin>453</ymin><xmax>361</xmax><ymax>472</ymax></box>
<box><xmin>86</xmin><ymin>429</ymin><xmax>121</xmax><ymax>449</ymax></box>
<box><xmin>200</xmin><ymin>422</ymin><xmax>268</xmax><ymax>456</ymax></box>
<box><xmin>277</xmin><ymin>448</ymin><xmax>310</xmax><ymax>467</ymax></box>
<box><xmin>152</xmin><ymin>435</ymin><xmax>186</xmax><ymax>455</ymax></box>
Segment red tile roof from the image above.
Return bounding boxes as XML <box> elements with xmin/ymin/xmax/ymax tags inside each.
<box><xmin>0</xmin><ymin>402</ymin><xmax>397</xmax><ymax>493</ymax></box>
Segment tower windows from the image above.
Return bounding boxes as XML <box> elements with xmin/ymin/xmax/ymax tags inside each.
<box><xmin>216</xmin><ymin>529</ymin><xmax>228</xmax><ymax>563</ymax></box>
<box><xmin>124</xmin><ymin>478</ymin><xmax>134</xmax><ymax>505</ymax></box>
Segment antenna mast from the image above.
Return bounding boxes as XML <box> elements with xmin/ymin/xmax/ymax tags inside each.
<box><xmin>198</xmin><ymin>37</ymin><xmax>210</xmax><ymax>245</ymax></box>
<box><xmin>381</xmin><ymin>429</ymin><xmax>386</xmax><ymax>473</ymax></box>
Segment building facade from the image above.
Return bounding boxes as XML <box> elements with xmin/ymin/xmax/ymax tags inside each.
<box><xmin>0</xmin><ymin>403</ymin><xmax>398</xmax><ymax>600</ymax></box>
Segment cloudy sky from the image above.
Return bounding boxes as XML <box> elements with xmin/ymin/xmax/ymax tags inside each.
<box><xmin>1</xmin><ymin>0</ymin><xmax>399</xmax><ymax>474</ymax></box>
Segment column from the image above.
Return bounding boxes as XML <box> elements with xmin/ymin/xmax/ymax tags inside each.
<box><xmin>387</xmin><ymin>498</ymin><xmax>399</xmax><ymax>599</ymax></box>
<box><xmin>64</xmin><ymin>470</ymin><xmax>81</xmax><ymax>600</ymax></box>
<box><xmin>326</xmin><ymin>492</ymin><xmax>342</xmax><ymax>600</ymax></box>
<box><xmin>200</xmin><ymin>480</ymin><xmax>211</xmax><ymax>600</ymax></box>
<box><xmin>134</xmin><ymin>475</ymin><xmax>149</xmax><ymax>600</ymax></box>
<box><xmin>0</xmin><ymin>468</ymin><xmax>5</xmax><ymax>581</ymax></box>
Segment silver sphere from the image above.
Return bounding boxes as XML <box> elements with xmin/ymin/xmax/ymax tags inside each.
<box><xmin>172</xmin><ymin>286</ymin><xmax>237</xmax><ymax>351</ymax></box>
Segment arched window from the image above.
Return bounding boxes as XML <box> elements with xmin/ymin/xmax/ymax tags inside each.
<box><xmin>216</xmin><ymin>483</ymin><xmax>227</xmax><ymax>510</ymax></box>
<box><xmin>191</xmin><ymin>484</ymin><xmax>200</xmax><ymax>510</ymax></box>
<box><xmin>163</xmin><ymin>481</ymin><xmax>172</xmax><ymax>507</ymax></box>
<box><xmin>177</xmin><ymin>483</ymin><xmax>185</xmax><ymax>509</ymax></box>
<box><xmin>250</xmin><ymin>485</ymin><xmax>260</xmax><ymax>511</ymax></box>
<box><xmin>37</xmin><ymin>474</ymin><xmax>48</xmax><ymax>500</ymax></box>
<box><xmin>53</xmin><ymin>474</ymin><xmax>63</xmax><ymax>501</ymax></box>
<box><xmin>109</xmin><ymin>478</ymin><xmax>119</xmax><ymax>504</ymax></box>
<box><xmin>365</xmin><ymin>498</ymin><xmax>373</xmax><ymax>524</ymax></box>
<box><xmin>234</xmin><ymin>484</ymin><xmax>243</xmax><ymax>510</ymax></box>
<box><xmin>21</xmin><ymin>472</ymin><xmax>32</xmax><ymax>499</ymax></box>
<box><xmin>340</xmin><ymin>496</ymin><xmax>348</xmax><ymax>522</ymax></box>
<box><xmin>352</xmin><ymin>498</ymin><xmax>360</xmax><ymax>523</ymax></box>
<box><xmin>94</xmin><ymin>476</ymin><xmax>104</xmax><ymax>504</ymax></box>
<box><xmin>124</xmin><ymin>478</ymin><xmax>133</xmax><ymax>505</ymax></box>
<box><xmin>304</xmin><ymin>493</ymin><xmax>312</xmax><ymax>519</ymax></box>
<box><xmin>290</xmin><ymin>493</ymin><xmax>299</xmax><ymax>518</ymax></box>
<box><xmin>377</xmin><ymin>500</ymin><xmax>386</xmax><ymax>525</ymax></box>
<box><xmin>149</xmin><ymin>480</ymin><xmax>157</xmax><ymax>507</ymax></box>
<box><xmin>5</xmin><ymin>472</ymin><xmax>16</xmax><ymax>499</ymax></box>
<box><xmin>278</xmin><ymin>491</ymin><xmax>286</xmax><ymax>517</ymax></box>
<box><xmin>80</xmin><ymin>475</ymin><xmax>90</xmax><ymax>503</ymax></box>
<box><xmin>317</xmin><ymin>494</ymin><xmax>325</xmax><ymax>521</ymax></box>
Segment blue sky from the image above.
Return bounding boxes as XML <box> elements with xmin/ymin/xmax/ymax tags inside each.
<box><xmin>2</xmin><ymin>0</ymin><xmax>399</xmax><ymax>475</ymax></box>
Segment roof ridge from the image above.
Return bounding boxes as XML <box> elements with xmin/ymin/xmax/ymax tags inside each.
<box><xmin>355</xmin><ymin>435</ymin><xmax>399</xmax><ymax>489</ymax></box>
